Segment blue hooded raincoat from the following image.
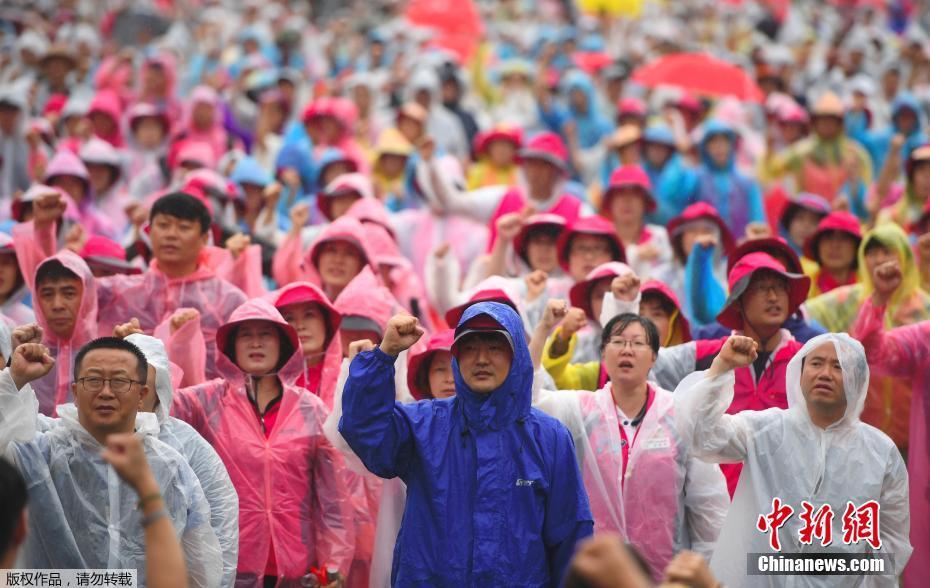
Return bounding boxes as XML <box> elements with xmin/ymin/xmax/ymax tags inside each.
<box><xmin>339</xmin><ymin>302</ymin><xmax>594</xmax><ymax>586</ymax></box>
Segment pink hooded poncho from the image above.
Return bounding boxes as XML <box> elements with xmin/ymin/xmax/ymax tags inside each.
<box><xmin>170</xmin><ymin>298</ymin><xmax>355</xmax><ymax>583</ymax></box>
<box><xmin>29</xmin><ymin>250</ymin><xmax>99</xmax><ymax>415</ymax></box>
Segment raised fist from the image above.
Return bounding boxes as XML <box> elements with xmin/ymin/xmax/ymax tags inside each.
<box><xmin>113</xmin><ymin>318</ymin><xmax>143</xmax><ymax>339</ymax></box>
<box><xmin>289</xmin><ymin>202</ymin><xmax>311</xmax><ymax>234</ymax></box>
<box><xmin>225</xmin><ymin>233</ymin><xmax>251</xmax><ymax>259</ymax></box>
<box><xmin>540</xmin><ymin>298</ymin><xmax>569</xmax><ymax>332</ymax></box>
<box><xmin>710</xmin><ymin>335</ymin><xmax>758</xmax><ymax>376</ymax></box>
<box><xmin>11</xmin><ymin>323</ymin><xmax>43</xmax><ymax>348</ymax></box>
<box><xmin>524</xmin><ymin>270</ymin><xmax>548</xmax><ymax>303</ymax></box>
<box><xmin>560</xmin><ymin>307</ymin><xmax>588</xmax><ymax>339</ymax></box>
<box><xmin>348</xmin><ymin>339</ymin><xmax>376</xmax><ymax>361</ymax></box>
<box><xmin>10</xmin><ymin>343</ymin><xmax>55</xmax><ymax>390</ymax></box>
<box><xmin>32</xmin><ymin>190</ymin><xmax>67</xmax><ymax>228</ymax></box>
<box><xmin>495</xmin><ymin>212</ymin><xmax>524</xmax><ymax>243</ymax></box>
<box><xmin>169</xmin><ymin>309</ymin><xmax>200</xmax><ymax>334</ymax></box>
<box><xmin>611</xmin><ymin>274</ymin><xmax>641</xmax><ymax>302</ymax></box>
<box><xmin>379</xmin><ymin>314</ymin><xmax>425</xmax><ymax>357</ymax></box>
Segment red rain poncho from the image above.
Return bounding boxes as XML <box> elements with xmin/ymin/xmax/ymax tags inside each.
<box><xmin>170</xmin><ymin>298</ymin><xmax>355</xmax><ymax>583</ymax></box>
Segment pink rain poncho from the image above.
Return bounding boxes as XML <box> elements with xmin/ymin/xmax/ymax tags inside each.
<box><xmin>0</xmin><ymin>234</ymin><xmax>35</xmax><ymax>326</ymax></box>
<box><xmin>272</xmin><ymin>216</ymin><xmax>377</xmax><ymax>295</ymax></box>
<box><xmin>533</xmin><ymin>382</ymin><xmax>729</xmax><ymax>581</ymax></box>
<box><xmin>29</xmin><ymin>250</ymin><xmax>99</xmax><ymax>415</ymax></box>
<box><xmin>87</xmin><ymin>89</ymin><xmax>125</xmax><ymax>148</ymax></box>
<box><xmin>270</xmin><ymin>281</ymin><xmax>344</xmax><ymax>409</ymax></box>
<box><xmin>170</xmin><ymin>298</ymin><xmax>355</xmax><ymax>584</ymax></box>
<box><xmin>852</xmin><ymin>301</ymin><xmax>930</xmax><ymax>588</ymax></box>
<box><xmin>177</xmin><ymin>86</ymin><xmax>239</xmax><ymax>162</ymax></box>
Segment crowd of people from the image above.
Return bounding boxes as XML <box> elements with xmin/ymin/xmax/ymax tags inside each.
<box><xmin>0</xmin><ymin>0</ymin><xmax>929</xmax><ymax>586</ymax></box>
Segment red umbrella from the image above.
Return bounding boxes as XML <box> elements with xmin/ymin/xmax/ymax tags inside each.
<box><xmin>631</xmin><ymin>53</ymin><xmax>765</xmax><ymax>103</ymax></box>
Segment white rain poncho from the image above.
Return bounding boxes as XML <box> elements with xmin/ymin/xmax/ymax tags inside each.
<box><xmin>674</xmin><ymin>333</ymin><xmax>912</xmax><ymax>587</ymax></box>
<box><xmin>126</xmin><ymin>333</ymin><xmax>240</xmax><ymax>587</ymax></box>
<box><xmin>0</xmin><ymin>369</ymin><xmax>223</xmax><ymax>588</ymax></box>
<box><xmin>533</xmin><ymin>379</ymin><xmax>729</xmax><ymax>581</ymax></box>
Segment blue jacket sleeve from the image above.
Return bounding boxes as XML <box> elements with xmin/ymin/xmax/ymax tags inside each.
<box><xmin>338</xmin><ymin>348</ymin><xmax>415</xmax><ymax>479</ymax></box>
<box><xmin>747</xmin><ymin>181</ymin><xmax>766</xmax><ymax>224</ymax></box>
<box><xmin>684</xmin><ymin>244</ymin><xmax>726</xmax><ymax>326</ymax></box>
<box><xmin>544</xmin><ymin>426</ymin><xmax>594</xmax><ymax>587</ymax></box>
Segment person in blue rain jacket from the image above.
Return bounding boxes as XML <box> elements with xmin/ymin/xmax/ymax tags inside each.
<box><xmin>689</xmin><ymin>119</ymin><xmax>766</xmax><ymax>239</ymax></box>
<box><xmin>848</xmin><ymin>91</ymin><xmax>928</xmax><ymax>176</ymax></box>
<box><xmin>340</xmin><ymin>301</ymin><xmax>594</xmax><ymax>587</ymax></box>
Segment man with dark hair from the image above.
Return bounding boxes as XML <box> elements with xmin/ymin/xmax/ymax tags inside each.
<box><xmin>0</xmin><ymin>339</ymin><xmax>223</xmax><ymax>586</ymax></box>
<box><xmin>14</xmin><ymin>190</ymin><xmax>247</xmax><ymax>381</ymax></box>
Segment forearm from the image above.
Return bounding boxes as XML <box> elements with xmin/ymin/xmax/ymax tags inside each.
<box><xmin>0</xmin><ymin>369</ymin><xmax>39</xmax><ymax>450</ymax></box>
<box><xmin>138</xmin><ymin>478</ymin><xmax>189</xmax><ymax>588</ymax></box>
<box><xmin>338</xmin><ymin>348</ymin><xmax>412</xmax><ymax>478</ymax></box>
<box><xmin>672</xmin><ymin>370</ymin><xmax>749</xmax><ymax>463</ymax></box>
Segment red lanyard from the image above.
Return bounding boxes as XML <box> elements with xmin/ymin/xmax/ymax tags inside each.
<box><xmin>618</xmin><ymin>388</ymin><xmax>654</xmax><ymax>487</ymax></box>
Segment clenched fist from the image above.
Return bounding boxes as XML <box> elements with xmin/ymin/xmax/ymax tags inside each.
<box><xmin>540</xmin><ymin>298</ymin><xmax>569</xmax><ymax>332</ymax></box>
<box><xmin>169</xmin><ymin>309</ymin><xmax>200</xmax><ymax>334</ymax></box>
<box><xmin>348</xmin><ymin>339</ymin><xmax>376</xmax><ymax>360</ymax></box>
<box><xmin>379</xmin><ymin>314</ymin><xmax>425</xmax><ymax>357</ymax></box>
<box><xmin>559</xmin><ymin>307</ymin><xmax>589</xmax><ymax>340</ymax></box>
<box><xmin>10</xmin><ymin>343</ymin><xmax>55</xmax><ymax>390</ymax></box>
<box><xmin>113</xmin><ymin>318</ymin><xmax>143</xmax><ymax>339</ymax></box>
<box><xmin>709</xmin><ymin>335</ymin><xmax>758</xmax><ymax>377</ymax></box>
<box><xmin>524</xmin><ymin>270</ymin><xmax>548</xmax><ymax>302</ymax></box>
<box><xmin>11</xmin><ymin>323</ymin><xmax>43</xmax><ymax>348</ymax></box>
<box><xmin>611</xmin><ymin>274</ymin><xmax>641</xmax><ymax>302</ymax></box>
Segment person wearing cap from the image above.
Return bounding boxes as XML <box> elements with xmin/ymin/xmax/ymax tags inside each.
<box><xmin>803</xmin><ymin>211</ymin><xmax>863</xmax><ymax>296</ymax></box>
<box><xmin>653</xmin><ymin>252</ymin><xmax>810</xmax><ymax>494</ymax></box>
<box><xmin>687</xmin><ymin>119</ymin><xmax>767</xmax><ymax>240</ymax></box>
<box><xmin>117</xmin><ymin>332</ymin><xmax>240</xmax><ymax>587</ymax></box>
<box><xmin>599</xmin><ymin>165</ymin><xmax>673</xmax><ymax>280</ymax></box>
<box><xmin>406</xmin><ymin>329</ymin><xmax>456</xmax><ymax>401</ymax></box>
<box><xmin>371</xmin><ymin>128</ymin><xmax>414</xmax><ymax>208</ymax></box>
<box><xmin>532</xmin><ymin>302</ymin><xmax>728</xmax><ymax>581</ymax></box>
<box><xmin>660</xmin><ymin>202</ymin><xmax>735</xmax><ymax>326</ymax></box>
<box><xmin>419</xmin><ymin>131</ymin><xmax>589</xmax><ymax>251</ymax></box>
<box><xmin>640</xmin><ymin>124</ymin><xmax>697</xmax><ymax>226</ymax></box>
<box><xmin>763</xmin><ymin>92</ymin><xmax>872</xmax><ymax>212</ymax></box>
<box><xmin>340</xmin><ymin>302</ymin><xmax>594</xmax><ymax>585</ymax></box>
<box><xmin>538</xmin><ymin>269</ymin><xmax>693</xmax><ymax>392</ymax></box>
<box><xmin>692</xmin><ymin>237</ymin><xmax>829</xmax><ymax>344</ymax></box>
<box><xmin>175</xmin><ymin>86</ymin><xmax>244</xmax><ymax>163</ymax></box>
<box><xmin>272</xmin><ymin>281</ymin><xmax>344</xmax><ymax>408</ymax></box>
<box><xmin>125</xmin><ymin>103</ymin><xmax>172</xmax><ymax>200</ymax></box>
<box><xmin>466</xmin><ymin>125</ymin><xmax>521</xmax><ymax>190</ymax></box>
<box><xmin>79</xmin><ymin>137</ymin><xmax>130</xmax><ymax>240</ymax></box>
<box><xmin>557</xmin><ymin>215</ymin><xmax>626</xmax><ymax>284</ymax></box>
<box><xmin>779</xmin><ymin>192</ymin><xmax>831</xmax><ymax>256</ymax></box>
<box><xmin>169</xmin><ymin>298</ymin><xmax>354</xmax><ymax>586</ymax></box>
<box><xmin>673</xmin><ymin>332</ymin><xmax>911</xmax><ymax>587</ymax></box>
<box><xmin>489</xmin><ymin>212</ymin><xmax>567</xmax><ymax>279</ymax></box>
<box><xmin>0</xmin><ymin>234</ymin><xmax>34</xmax><ymax>326</ymax></box>
<box><xmin>805</xmin><ymin>223</ymin><xmax>930</xmax><ymax>453</ymax></box>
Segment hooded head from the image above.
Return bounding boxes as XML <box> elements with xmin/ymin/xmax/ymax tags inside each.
<box><xmin>124</xmin><ymin>333</ymin><xmax>177</xmax><ymax>424</ymax></box>
<box><xmin>33</xmin><ymin>251</ymin><xmax>98</xmax><ymax>347</ymax></box>
<box><xmin>44</xmin><ymin>150</ymin><xmax>92</xmax><ymax>203</ymax></box>
<box><xmin>272</xmin><ymin>281</ymin><xmax>342</xmax><ymax>356</ymax></box>
<box><xmin>215</xmin><ymin>298</ymin><xmax>303</xmax><ymax>385</ymax></box>
<box><xmin>334</xmin><ymin>267</ymin><xmax>396</xmax><ymax>357</ymax></box>
<box><xmin>407</xmin><ymin>329</ymin><xmax>455</xmax><ymax>400</ymax></box>
<box><xmin>451</xmin><ymin>302</ymin><xmax>532</xmax><ymax>431</ymax></box>
<box><xmin>306</xmin><ymin>216</ymin><xmax>377</xmax><ymax>298</ymax></box>
<box><xmin>785</xmin><ymin>333</ymin><xmax>868</xmax><ymax>429</ymax></box>
<box><xmin>698</xmin><ymin>119</ymin><xmax>738</xmax><ymax>171</ymax></box>
<box><xmin>858</xmin><ymin>223</ymin><xmax>921</xmax><ymax>310</ymax></box>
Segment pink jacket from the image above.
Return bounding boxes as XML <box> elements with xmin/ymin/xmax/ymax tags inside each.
<box><xmin>535</xmin><ymin>384</ymin><xmax>728</xmax><ymax>581</ymax></box>
<box><xmin>170</xmin><ymin>298</ymin><xmax>355</xmax><ymax>581</ymax></box>
<box><xmin>852</xmin><ymin>300</ymin><xmax>930</xmax><ymax>588</ymax></box>
<box><xmin>31</xmin><ymin>251</ymin><xmax>99</xmax><ymax>415</ymax></box>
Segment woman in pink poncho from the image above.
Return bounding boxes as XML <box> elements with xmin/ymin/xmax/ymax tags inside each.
<box><xmin>271</xmin><ymin>281</ymin><xmax>344</xmax><ymax>410</ymax></box>
<box><xmin>852</xmin><ymin>296</ymin><xmax>930</xmax><ymax>588</ymax></box>
<box><xmin>175</xmin><ymin>85</ymin><xmax>243</xmax><ymax>163</ymax></box>
<box><xmin>170</xmin><ymin>297</ymin><xmax>355</xmax><ymax>586</ymax></box>
<box><xmin>531</xmin><ymin>304</ymin><xmax>729</xmax><ymax>581</ymax></box>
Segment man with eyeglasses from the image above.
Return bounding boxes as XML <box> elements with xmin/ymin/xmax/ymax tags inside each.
<box><xmin>647</xmin><ymin>252</ymin><xmax>812</xmax><ymax>496</ymax></box>
<box><xmin>531</xmin><ymin>303</ymin><xmax>728</xmax><ymax>582</ymax></box>
<box><xmin>0</xmin><ymin>337</ymin><xmax>223</xmax><ymax>586</ymax></box>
